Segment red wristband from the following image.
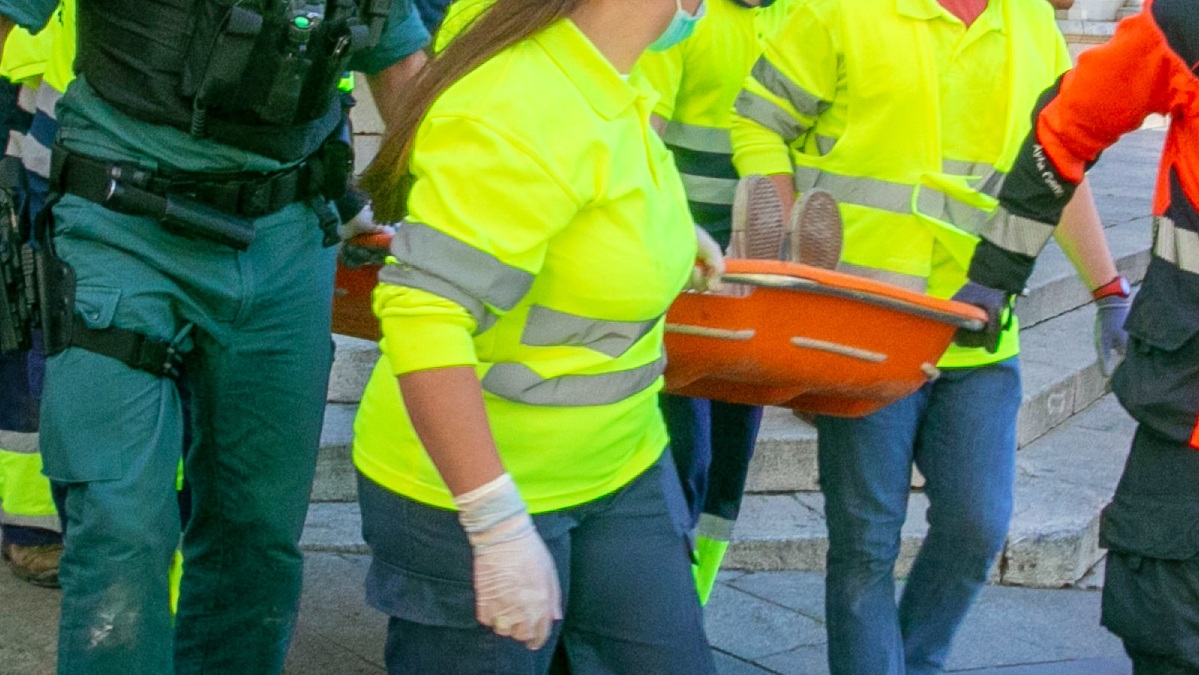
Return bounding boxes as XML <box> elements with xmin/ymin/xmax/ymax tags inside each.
<box><xmin>1092</xmin><ymin>276</ymin><xmax>1130</xmax><ymax>300</ymax></box>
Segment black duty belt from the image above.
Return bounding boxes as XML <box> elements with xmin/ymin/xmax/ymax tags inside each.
<box><xmin>58</xmin><ymin>151</ymin><xmax>323</xmax><ymax>220</ymax></box>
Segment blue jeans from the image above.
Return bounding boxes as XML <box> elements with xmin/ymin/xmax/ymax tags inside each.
<box><xmin>816</xmin><ymin>358</ymin><xmax>1021</xmax><ymax>675</ymax></box>
<box><xmin>358</xmin><ymin>452</ymin><xmax>716</xmax><ymax>675</ymax></box>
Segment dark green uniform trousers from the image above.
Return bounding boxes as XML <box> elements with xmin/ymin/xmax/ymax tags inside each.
<box><xmin>39</xmin><ymin>193</ymin><xmax>335</xmax><ymax>674</ymax></box>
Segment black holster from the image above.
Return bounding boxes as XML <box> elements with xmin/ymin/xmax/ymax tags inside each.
<box><xmin>0</xmin><ymin>157</ymin><xmax>37</xmax><ymax>354</ymax></box>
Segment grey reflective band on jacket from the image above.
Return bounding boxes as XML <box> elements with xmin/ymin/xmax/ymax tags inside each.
<box><xmin>980</xmin><ymin>208</ymin><xmax>1056</xmax><ymax>258</ymax></box>
<box><xmin>0</xmin><ymin>430</ymin><xmax>38</xmax><ymax>454</ymax></box>
<box><xmin>697</xmin><ymin>512</ymin><xmax>736</xmax><ymax>542</ymax></box>
<box><xmin>942</xmin><ymin>159</ymin><xmax>1007</xmax><ymax>198</ymax></box>
<box><xmin>815</xmin><ymin>134</ymin><xmax>836</xmax><ymax>156</ymax></box>
<box><xmin>0</xmin><ymin>508</ymin><xmax>62</xmax><ymax>532</ymax></box>
<box><xmin>837</xmin><ymin>262</ymin><xmax>929</xmax><ymax>293</ymax></box>
<box><xmin>379</xmin><ymin>220</ymin><xmax>534</xmax><ymax>329</ymax></box>
<box><xmin>682</xmin><ymin>174</ymin><xmax>737</xmax><ymax>206</ymax></box>
<box><xmin>792</xmin><ymin>167</ymin><xmax>992</xmax><ymax>235</ymax></box>
<box><xmin>1154</xmin><ymin>216</ymin><xmax>1199</xmax><ymax>274</ymax></box>
<box><xmin>481</xmin><ymin>356</ymin><xmax>666</xmax><ymax>407</ymax></box>
<box><xmin>664</xmin><ymin>121</ymin><xmax>732</xmax><ymax>154</ymax></box>
<box><xmin>735</xmin><ymin>90</ymin><xmax>807</xmax><ymax>145</ymax></box>
<box><xmin>521</xmin><ymin>305</ymin><xmax>659</xmax><ymax>358</ymax></box>
<box><xmin>751</xmin><ymin>58</ymin><xmax>829</xmax><ymax>119</ymax></box>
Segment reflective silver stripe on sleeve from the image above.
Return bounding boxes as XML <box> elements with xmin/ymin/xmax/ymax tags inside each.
<box><xmin>0</xmin><ymin>507</ymin><xmax>62</xmax><ymax>533</ymax></box>
<box><xmin>521</xmin><ymin>305</ymin><xmax>659</xmax><ymax>358</ymax></box>
<box><xmin>697</xmin><ymin>513</ymin><xmax>735</xmax><ymax>542</ymax></box>
<box><xmin>943</xmin><ymin>159</ymin><xmax>1007</xmax><ymax>198</ymax></box>
<box><xmin>0</xmin><ymin>431</ymin><xmax>38</xmax><ymax>454</ymax></box>
<box><xmin>681</xmin><ymin>173</ymin><xmax>737</xmax><ymax>206</ymax></box>
<box><xmin>983</xmin><ymin>209</ymin><xmax>1057</xmax><ymax>258</ymax></box>
<box><xmin>837</xmin><ymin>262</ymin><xmax>929</xmax><ymax>293</ymax></box>
<box><xmin>378</xmin><ymin>263</ymin><xmax>499</xmax><ymax>333</ymax></box>
<box><xmin>735</xmin><ymin>90</ymin><xmax>807</xmax><ymax>144</ymax></box>
<box><xmin>1154</xmin><ymin>217</ymin><xmax>1199</xmax><ymax>274</ymax></box>
<box><xmin>481</xmin><ymin>356</ymin><xmax>666</xmax><ymax>407</ymax></box>
<box><xmin>815</xmin><ymin>134</ymin><xmax>836</xmax><ymax>156</ymax></box>
<box><xmin>793</xmin><ymin>169</ymin><xmax>991</xmax><ymax>234</ymax></box>
<box><xmin>664</xmin><ymin>121</ymin><xmax>732</xmax><ymax>154</ymax></box>
<box><xmin>750</xmin><ymin>58</ymin><xmax>829</xmax><ymax>119</ymax></box>
<box><xmin>379</xmin><ymin>220</ymin><xmax>535</xmax><ymax>328</ymax></box>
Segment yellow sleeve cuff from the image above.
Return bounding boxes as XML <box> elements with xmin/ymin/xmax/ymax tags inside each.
<box><xmin>375</xmin><ymin>285</ymin><xmax>481</xmax><ymax>375</ymax></box>
<box><xmin>731</xmin><ymin>120</ymin><xmax>794</xmax><ymax>177</ymax></box>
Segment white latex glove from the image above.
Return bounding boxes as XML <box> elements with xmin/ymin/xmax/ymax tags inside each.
<box><xmin>454</xmin><ymin>474</ymin><xmax>562</xmax><ymax>650</ymax></box>
<box><xmin>337</xmin><ymin>203</ymin><xmax>395</xmax><ymax>242</ymax></box>
<box><xmin>689</xmin><ymin>225</ymin><xmax>725</xmax><ymax>292</ymax></box>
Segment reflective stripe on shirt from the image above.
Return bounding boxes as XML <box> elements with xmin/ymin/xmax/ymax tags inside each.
<box><xmin>521</xmin><ymin>305</ymin><xmax>659</xmax><ymax>358</ymax></box>
<box><xmin>1154</xmin><ymin>216</ymin><xmax>1199</xmax><ymax>275</ymax></box>
<box><xmin>482</xmin><ymin>356</ymin><xmax>666</xmax><ymax>406</ymax></box>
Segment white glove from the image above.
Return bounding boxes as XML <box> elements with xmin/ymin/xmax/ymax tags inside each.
<box><xmin>337</xmin><ymin>203</ymin><xmax>395</xmax><ymax>242</ymax></box>
<box><xmin>688</xmin><ymin>225</ymin><xmax>725</xmax><ymax>292</ymax></box>
<box><xmin>454</xmin><ymin>474</ymin><xmax>562</xmax><ymax>650</ymax></box>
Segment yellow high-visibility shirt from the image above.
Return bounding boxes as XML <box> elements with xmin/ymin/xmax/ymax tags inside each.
<box><xmin>637</xmin><ymin>0</ymin><xmax>787</xmax><ymax>240</ymax></box>
<box><xmin>353</xmin><ymin>18</ymin><xmax>697</xmax><ymax>512</ymax></box>
<box><xmin>731</xmin><ymin>0</ymin><xmax>1071</xmax><ymax>368</ymax></box>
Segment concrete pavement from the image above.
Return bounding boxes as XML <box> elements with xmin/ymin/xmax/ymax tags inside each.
<box><xmin>0</xmin><ymin>551</ymin><xmax>1130</xmax><ymax>675</ymax></box>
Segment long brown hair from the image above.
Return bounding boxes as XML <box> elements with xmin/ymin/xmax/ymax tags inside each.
<box><xmin>361</xmin><ymin>0</ymin><xmax>587</xmax><ymax>222</ymax></box>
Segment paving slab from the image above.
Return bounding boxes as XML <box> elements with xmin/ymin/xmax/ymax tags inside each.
<box><xmin>327</xmin><ymin>334</ymin><xmax>380</xmax><ymax>404</ymax></box>
<box><xmin>0</xmin><ymin>550</ymin><xmax>1131</xmax><ymax>675</ymax></box>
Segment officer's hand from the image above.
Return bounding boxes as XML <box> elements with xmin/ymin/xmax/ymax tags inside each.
<box><xmin>338</xmin><ymin>203</ymin><xmax>394</xmax><ymax>242</ymax></box>
<box><xmin>1094</xmin><ymin>294</ymin><xmax>1130</xmax><ymax>377</ymax></box>
<box><xmin>688</xmin><ymin>225</ymin><xmax>725</xmax><ymax>292</ymax></box>
<box><xmin>950</xmin><ymin>281</ymin><xmax>1011</xmax><ymax>353</ymax></box>
<box><xmin>455</xmin><ymin>474</ymin><xmax>561</xmax><ymax>651</ymax></box>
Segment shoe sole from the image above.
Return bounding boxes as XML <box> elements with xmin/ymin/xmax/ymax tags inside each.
<box><xmin>728</xmin><ymin>175</ymin><xmax>786</xmax><ymax>260</ymax></box>
<box><xmin>788</xmin><ymin>189</ymin><xmax>843</xmax><ymax>270</ymax></box>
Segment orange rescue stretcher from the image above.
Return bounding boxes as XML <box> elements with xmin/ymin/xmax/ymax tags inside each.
<box><xmin>332</xmin><ymin>232</ymin><xmax>392</xmax><ymax>342</ymax></box>
<box><xmin>332</xmin><ymin>235</ymin><xmax>987</xmax><ymax>418</ymax></box>
<box><xmin>665</xmin><ymin>259</ymin><xmax>986</xmax><ymax>417</ymax></box>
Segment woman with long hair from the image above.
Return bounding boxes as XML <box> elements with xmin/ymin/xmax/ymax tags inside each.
<box><xmin>353</xmin><ymin>0</ymin><xmax>721</xmax><ymax>672</ymax></box>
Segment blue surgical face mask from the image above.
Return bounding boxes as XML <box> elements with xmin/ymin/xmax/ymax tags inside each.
<box><xmin>647</xmin><ymin>0</ymin><xmax>706</xmax><ymax>52</ymax></box>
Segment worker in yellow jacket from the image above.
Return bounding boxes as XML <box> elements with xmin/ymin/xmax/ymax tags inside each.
<box><xmin>352</xmin><ymin>0</ymin><xmax>724</xmax><ymax>672</ymax></box>
<box><xmin>638</xmin><ymin>0</ymin><xmax>790</xmax><ymax>605</ymax></box>
<box><xmin>0</xmin><ymin>10</ymin><xmax>63</xmax><ymax>589</ymax></box>
<box><xmin>731</xmin><ymin>0</ymin><xmax>1122</xmax><ymax>672</ymax></box>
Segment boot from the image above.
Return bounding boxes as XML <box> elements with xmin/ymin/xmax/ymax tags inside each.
<box><xmin>2</xmin><ymin>540</ymin><xmax>63</xmax><ymax>589</ymax></box>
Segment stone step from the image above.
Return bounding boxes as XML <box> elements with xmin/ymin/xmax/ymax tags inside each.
<box><xmin>724</xmin><ymin>394</ymin><xmax>1136</xmax><ymax>587</ymax></box>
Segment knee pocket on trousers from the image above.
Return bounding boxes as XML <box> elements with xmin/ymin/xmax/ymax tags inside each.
<box><xmin>365</xmin><ymin>556</ymin><xmax>479</xmax><ymax>630</ymax></box>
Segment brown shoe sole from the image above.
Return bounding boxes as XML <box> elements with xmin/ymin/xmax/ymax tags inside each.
<box><xmin>728</xmin><ymin>175</ymin><xmax>786</xmax><ymax>260</ymax></box>
<box><xmin>788</xmin><ymin>189</ymin><xmax>843</xmax><ymax>270</ymax></box>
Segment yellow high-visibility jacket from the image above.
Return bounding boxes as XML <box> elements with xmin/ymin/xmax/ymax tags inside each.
<box><xmin>639</xmin><ymin>0</ymin><xmax>791</xmax><ymax>242</ymax></box>
<box><xmin>353</xmin><ymin>18</ymin><xmax>696</xmax><ymax>512</ymax></box>
<box><xmin>731</xmin><ymin>0</ymin><xmax>1071</xmax><ymax>367</ymax></box>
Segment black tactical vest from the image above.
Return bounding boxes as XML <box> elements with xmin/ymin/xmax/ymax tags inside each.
<box><xmin>77</xmin><ymin>0</ymin><xmax>390</xmax><ymax>162</ymax></box>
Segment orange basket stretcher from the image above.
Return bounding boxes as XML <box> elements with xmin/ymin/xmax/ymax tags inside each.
<box><xmin>664</xmin><ymin>259</ymin><xmax>987</xmax><ymax>418</ymax></box>
<box><xmin>332</xmin><ymin>232</ymin><xmax>391</xmax><ymax>342</ymax></box>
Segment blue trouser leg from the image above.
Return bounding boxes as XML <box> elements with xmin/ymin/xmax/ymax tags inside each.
<box><xmin>899</xmin><ymin>360</ymin><xmax>1020</xmax><ymax>674</ymax></box>
<box><xmin>360</xmin><ymin>453</ymin><xmax>715</xmax><ymax>675</ymax></box>
<box><xmin>818</xmin><ymin>358</ymin><xmax>1020</xmax><ymax>675</ymax></box>
<box><xmin>818</xmin><ymin>395</ymin><xmax>920</xmax><ymax>675</ymax></box>
<box><xmin>661</xmin><ymin>393</ymin><xmax>711</xmax><ymax>529</ymax></box>
<box><xmin>41</xmin><ymin>195</ymin><xmax>334</xmax><ymax>674</ymax></box>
